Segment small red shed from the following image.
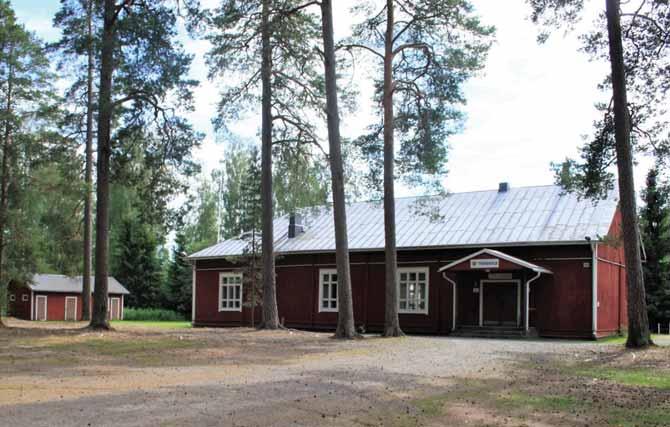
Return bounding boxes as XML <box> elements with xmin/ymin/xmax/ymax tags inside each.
<box><xmin>8</xmin><ymin>274</ymin><xmax>130</xmax><ymax>321</ymax></box>
<box><xmin>189</xmin><ymin>184</ymin><xmax>628</xmax><ymax>339</ymax></box>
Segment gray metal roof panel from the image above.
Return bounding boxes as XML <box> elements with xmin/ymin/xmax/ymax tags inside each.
<box><xmin>189</xmin><ymin>184</ymin><xmax>619</xmax><ymax>259</ymax></box>
<box><xmin>29</xmin><ymin>274</ymin><xmax>130</xmax><ymax>295</ymax></box>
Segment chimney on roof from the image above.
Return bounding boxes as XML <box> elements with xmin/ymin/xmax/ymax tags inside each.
<box><xmin>288</xmin><ymin>213</ymin><xmax>304</xmax><ymax>238</ymax></box>
<box><xmin>498</xmin><ymin>182</ymin><xmax>509</xmax><ymax>193</ymax></box>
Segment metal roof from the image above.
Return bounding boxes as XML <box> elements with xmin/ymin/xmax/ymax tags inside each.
<box><xmin>438</xmin><ymin>248</ymin><xmax>553</xmax><ymax>274</ymax></box>
<box><xmin>189</xmin><ymin>184</ymin><xmax>619</xmax><ymax>259</ymax></box>
<box><xmin>28</xmin><ymin>274</ymin><xmax>130</xmax><ymax>295</ymax></box>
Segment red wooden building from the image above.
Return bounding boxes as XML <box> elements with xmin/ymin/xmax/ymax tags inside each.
<box><xmin>189</xmin><ymin>184</ymin><xmax>627</xmax><ymax>339</ymax></box>
<box><xmin>8</xmin><ymin>274</ymin><xmax>129</xmax><ymax>321</ymax></box>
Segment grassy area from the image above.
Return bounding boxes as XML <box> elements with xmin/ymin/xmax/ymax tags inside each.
<box><xmin>598</xmin><ymin>334</ymin><xmax>668</xmax><ymax>345</ymax></box>
<box><xmin>111</xmin><ymin>320</ymin><xmax>191</xmax><ymax>330</ymax></box>
<box><xmin>577</xmin><ymin>366</ymin><xmax>670</xmax><ymax>389</ymax></box>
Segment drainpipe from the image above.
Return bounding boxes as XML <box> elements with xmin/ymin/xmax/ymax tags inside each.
<box><xmin>525</xmin><ymin>271</ymin><xmax>542</xmax><ymax>334</ymax></box>
<box><xmin>591</xmin><ymin>242</ymin><xmax>598</xmax><ymax>339</ymax></box>
<box><xmin>30</xmin><ymin>290</ymin><xmax>34</xmax><ymax>321</ymax></box>
<box><xmin>191</xmin><ymin>261</ymin><xmax>196</xmax><ymax>325</ymax></box>
<box><xmin>441</xmin><ymin>272</ymin><xmax>457</xmax><ymax>332</ymax></box>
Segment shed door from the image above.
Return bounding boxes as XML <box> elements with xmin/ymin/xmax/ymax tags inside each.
<box><xmin>64</xmin><ymin>297</ymin><xmax>77</xmax><ymax>321</ymax></box>
<box><xmin>109</xmin><ymin>298</ymin><xmax>121</xmax><ymax>320</ymax></box>
<box><xmin>36</xmin><ymin>295</ymin><xmax>47</xmax><ymax>321</ymax></box>
<box><xmin>482</xmin><ymin>282</ymin><xmax>518</xmax><ymax>326</ymax></box>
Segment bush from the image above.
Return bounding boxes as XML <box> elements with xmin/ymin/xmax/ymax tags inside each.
<box><xmin>122</xmin><ymin>307</ymin><xmax>186</xmax><ymax>321</ymax></box>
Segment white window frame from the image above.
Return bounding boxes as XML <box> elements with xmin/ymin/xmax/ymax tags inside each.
<box><xmin>218</xmin><ymin>272</ymin><xmax>243</xmax><ymax>312</ymax></box>
<box><xmin>9</xmin><ymin>294</ymin><xmax>15</xmax><ymax>302</ymax></box>
<box><xmin>318</xmin><ymin>269</ymin><xmax>338</xmax><ymax>313</ymax></box>
<box><xmin>21</xmin><ymin>294</ymin><xmax>29</xmax><ymax>302</ymax></box>
<box><xmin>397</xmin><ymin>267</ymin><xmax>429</xmax><ymax>315</ymax></box>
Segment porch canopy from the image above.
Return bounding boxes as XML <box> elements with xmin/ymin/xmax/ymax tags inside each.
<box><xmin>438</xmin><ymin>248</ymin><xmax>552</xmax><ymax>332</ymax></box>
<box><xmin>438</xmin><ymin>248</ymin><xmax>552</xmax><ymax>275</ymax></box>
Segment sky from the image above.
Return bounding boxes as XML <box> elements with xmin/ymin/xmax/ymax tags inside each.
<box><xmin>11</xmin><ymin>0</ymin><xmax>655</xmax><ymax>196</ymax></box>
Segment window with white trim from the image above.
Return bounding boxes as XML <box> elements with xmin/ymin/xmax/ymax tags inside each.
<box><xmin>318</xmin><ymin>269</ymin><xmax>338</xmax><ymax>312</ymax></box>
<box><xmin>9</xmin><ymin>294</ymin><xmax>15</xmax><ymax>302</ymax></box>
<box><xmin>219</xmin><ymin>272</ymin><xmax>243</xmax><ymax>312</ymax></box>
<box><xmin>398</xmin><ymin>267</ymin><xmax>429</xmax><ymax>314</ymax></box>
<box><xmin>22</xmin><ymin>294</ymin><xmax>29</xmax><ymax>302</ymax></box>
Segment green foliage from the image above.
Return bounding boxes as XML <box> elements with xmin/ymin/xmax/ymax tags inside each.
<box><xmin>183</xmin><ymin>176</ymin><xmax>219</xmax><ymax>253</ymax></box>
<box><xmin>0</xmin><ymin>0</ymin><xmax>62</xmax><ymax>311</ymax></box>
<box><xmin>641</xmin><ymin>166</ymin><xmax>670</xmax><ymax>325</ymax></box>
<box><xmin>534</xmin><ymin>0</ymin><xmax>670</xmax><ymax>194</ymax></box>
<box><xmin>122</xmin><ymin>307</ymin><xmax>186</xmax><ymax>322</ymax></box>
<box><xmin>164</xmin><ymin>232</ymin><xmax>192</xmax><ymax>316</ymax></box>
<box><xmin>349</xmin><ymin>0</ymin><xmax>494</xmax><ymax>195</ymax></box>
<box><xmin>114</xmin><ymin>219</ymin><xmax>163</xmax><ymax>309</ymax></box>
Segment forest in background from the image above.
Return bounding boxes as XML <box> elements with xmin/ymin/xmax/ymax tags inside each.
<box><xmin>0</xmin><ymin>0</ymin><xmax>666</xmax><ymax>337</ymax></box>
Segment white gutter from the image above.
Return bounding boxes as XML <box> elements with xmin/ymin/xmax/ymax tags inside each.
<box><xmin>525</xmin><ymin>271</ymin><xmax>542</xmax><ymax>333</ymax></box>
<box><xmin>30</xmin><ymin>290</ymin><xmax>34</xmax><ymax>321</ymax></box>
<box><xmin>441</xmin><ymin>272</ymin><xmax>457</xmax><ymax>331</ymax></box>
<box><xmin>191</xmin><ymin>262</ymin><xmax>196</xmax><ymax>325</ymax></box>
<box><xmin>591</xmin><ymin>242</ymin><xmax>598</xmax><ymax>338</ymax></box>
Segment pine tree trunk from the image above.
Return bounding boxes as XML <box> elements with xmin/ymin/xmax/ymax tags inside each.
<box><xmin>382</xmin><ymin>0</ymin><xmax>403</xmax><ymax>337</ymax></box>
<box><xmin>605</xmin><ymin>0</ymin><xmax>651</xmax><ymax>348</ymax></box>
<box><xmin>259</xmin><ymin>0</ymin><xmax>280</xmax><ymax>329</ymax></box>
<box><xmin>82</xmin><ymin>0</ymin><xmax>94</xmax><ymax>322</ymax></box>
<box><xmin>0</xmin><ymin>44</ymin><xmax>13</xmax><ymax>328</ymax></box>
<box><xmin>321</xmin><ymin>0</ymin><xmax>356</xmax><ymax>339</ymax></box>
<box><xmin>90</xmin><ymin>0</ymin><xmax>115</xmax><ymax>330</ymax></box>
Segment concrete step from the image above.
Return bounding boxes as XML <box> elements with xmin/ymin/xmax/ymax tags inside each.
<box><xmin>451</xmin><ymin>326</ymin><xmax>529</xmax><ymax>339</ymax></box>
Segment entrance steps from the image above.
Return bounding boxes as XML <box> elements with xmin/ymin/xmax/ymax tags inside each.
<box><xmin>451</xmin><ymin>325</ymin><xmax>535</xmax><ymax>339</ymax></box>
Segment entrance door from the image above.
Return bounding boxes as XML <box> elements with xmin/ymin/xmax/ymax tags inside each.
<box><xmin>36</xmin><ymin>295</ymin><xmax>47</xmax><ymax>321</ymax></box>
<box><xmin>109</xmin><ymin>297</ymin><xmax>121</xmax><ymax>320</ymax></box>
<box><xmin>64</xmin><ymin>297</ymin><xmax>77</xmax><ymax>321</ymax></box>
<box><xmin>482</xmin><ymin>281</ymin><xmax>518</xmax><ymax>326</ymax></box>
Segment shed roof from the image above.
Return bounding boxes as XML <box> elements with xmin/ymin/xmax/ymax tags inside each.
<box><xmin>28</xmin><ymin>274</ymin><xmax>130</xmax><ymax>295</ymax></box>
<box><xmin>189</xmin><ymin>184</ymin><xmax>619</xmax><ymax>259</ymax></box>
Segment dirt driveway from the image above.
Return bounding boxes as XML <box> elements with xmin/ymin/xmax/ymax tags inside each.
<box><xmin>1</xmin><ymin>319</ymin><xmax>669</xmax><ymax>426</ymax></box>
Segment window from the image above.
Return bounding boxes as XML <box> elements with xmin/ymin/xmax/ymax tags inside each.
<box><xmin>9</xmin><ymin>294</ymin><xmax>15</xmax><ymax>302</ymax></box>
<box><xmin>219</xmin><ymin>272</ymin><xmax>243</xmax><ymax>312</ymax></box>
<box><xmin>22</xmin><ymin>294</ymin><xmax>29</xmax><ymax>302</ymax></box>
<box><xmin>318</xmin><ymin>269</ymin><xmax>338</xmax><ymax>312</ymax></box>
<box><xmin>398</xmin><ymin>267</ymin><xmax>429</xmax><ymax>314</ymax></box>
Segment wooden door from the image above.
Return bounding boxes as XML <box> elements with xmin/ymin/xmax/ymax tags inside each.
<box><xmin>110</xmin><ymin>298</ymin><xmax>120</xmax><ymax>320</ymax></box>
<box><xmin>65</xmin><ymin>297</ymin><xmax>77</xmax><ymax>321</ymax></box>
<box><xmin>483</xmin><ymin>282</ymin><xmax>517</xmax><ymax>326</ymax></box>
<box><xmin>36</xmin><ymin>295</ymin><xmax>47</xmax><ymax>321</ymax></box>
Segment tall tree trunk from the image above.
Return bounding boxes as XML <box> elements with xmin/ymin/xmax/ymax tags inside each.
<box><xmin>260</xmin><ymin>0</ymin><xmax>280</xmax><ymax>329</ymax></box>
<box><xmin>321</xmin><ymin>0</ymin><xmax>356</xmax><ymax>339</ymax></box>
<box><xmin>382</xmin><ymin>0</ymin><xmax>403</xmax><ymax>337</ymax></box>
<box><xmin>0</xmin><ymin>44</ymin><xmax>13</xmax><ymax>328</ymax></box>
<box><xmin>90</xmin><ymin>0</ymin><xmax>115</xmax><ymax>330</ymax></box>
<box><xmin>82</xmin><ymin>0</ymin><xmax>94</xmax><ymax>322</ymax></box>
<box><xmin>605</xmin><ymin>0</ymin><xmax>651</xmax><ymax>348</ymax></box>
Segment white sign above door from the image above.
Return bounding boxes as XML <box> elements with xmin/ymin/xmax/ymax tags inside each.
<box><xmin>470</xmin><ymin>258</ymin><xmax>499</xmax><ymax>269</ymax></box>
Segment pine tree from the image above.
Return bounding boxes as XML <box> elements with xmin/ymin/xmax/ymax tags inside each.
<box><xmin>206</xmin><ymin>0</ymin><xmax>326</xmax><ymax>329</ymax></box>
<box><xmin>115</xmin><ymin>219</ymin><xmax>162</xmax><ymax>309</ymax></box>
<box><xmin>641</xmin><ymin>166</ymin><xmax>670</xmax><ymax>327</ymax></box>
<box><xmin>0</xmin><ymin>1</ymin><xmax>57</xmax><ymax>326</ymax></box>
<box><xmin>166</xmin><ymin>232</ymin><xmax>192</xmax><ymax>316</ymax></box>
<box><xmin>347</xmin><ymin>0</ymin><xmax>493</xmax><ymax>336</ymax></box>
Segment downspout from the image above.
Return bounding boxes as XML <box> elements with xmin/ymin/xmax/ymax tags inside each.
<box><xmin>191</xmin><ymin>261</ymin><xmax>196</xmax><ymax>325</ymax></box>
<box><xmin>525</xmin><ymin>271</ymin><xmax>542</xmax><ymax>333</ymax></box>
<box><xmin>591</xmin><ymin>242</ymin><xmax>598</xmax><ymax>339</ymax></box>
<box><xmin>30</xmin><ymin>289</ymin><xmax>34</xmax><ymax>321</ymax></box>
<box><xmin>441</xmin><ymin>272</ymin><xmax>457</xmax><ymax>332</ymax></box>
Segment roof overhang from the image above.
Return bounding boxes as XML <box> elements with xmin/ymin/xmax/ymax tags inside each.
<box><xmin>438</xmin><ymin>248</ymin><xmax>553</xmax><ymax>274</ymax></box>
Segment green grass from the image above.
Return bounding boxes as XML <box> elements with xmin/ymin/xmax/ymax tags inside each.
<box><xmin>577</xmin><ymin>367</ymin><xmax>670</xmax><ymax>389</ymax></box>
<box><xmin>111</xmin><ymin>320</ymin><xmax>191</xmax><ymax>330</ymax></box>
<box><xmin>598</xmin><ymin>334</ymin><xmax>666</xmax><ymax>345</ymax></box>
<box><xmin>413</xmin><ymin>394</ymin><xmax>450</xmax><ymax>416</ymax></box>
<box><xmin>607</xmin><ymin>408</ymin><xmax>670</xmax><ymax>426</ymax></box>
<box><xmin>123</xmin><ymin>307</ymin><xmax>186</xmax><ymax>321</ymax></box>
